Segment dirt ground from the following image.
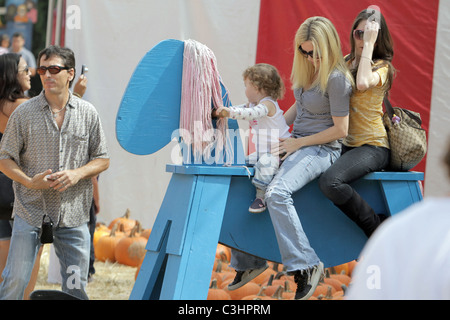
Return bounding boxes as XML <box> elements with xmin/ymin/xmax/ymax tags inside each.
<box><xmin>34</xmin><ymin>244</ymin><xmax>137</xmax><ymax>300</ymax></box>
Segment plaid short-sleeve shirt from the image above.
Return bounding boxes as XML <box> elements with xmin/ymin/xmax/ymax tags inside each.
<box><xmin>0</xmin><ymin>91</ymin><xmax>110</xmax><ymax>228</ymax></box>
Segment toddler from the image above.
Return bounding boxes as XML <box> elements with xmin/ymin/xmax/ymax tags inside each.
<box><xmin>216</xmin><ymin>63</ymin><xmax>290</xmax><ymax>213</ymax></box>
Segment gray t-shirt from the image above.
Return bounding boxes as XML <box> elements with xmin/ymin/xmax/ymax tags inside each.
<box><xmin>291</xmin><ymin>70</ymin><xmax>352</xmax><ymax>149</ymax></box>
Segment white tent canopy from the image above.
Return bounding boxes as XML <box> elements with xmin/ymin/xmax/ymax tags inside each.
<box><xmin>62</xmin><ymin>0</ymin><xmax>450</xmax><ymax>228</ymax></box>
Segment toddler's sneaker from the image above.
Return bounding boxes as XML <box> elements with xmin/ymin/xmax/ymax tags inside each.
<box><xmin>249</xmin><ymin>198</ymin><xmax>266</xmax><ymax>213</ymax></box>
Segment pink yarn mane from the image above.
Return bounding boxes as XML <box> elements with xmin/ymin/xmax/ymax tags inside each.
<box><xmin>180</xmin><ymin>40</ymin><xmax>231</xmax><ymax>164</ymax></box>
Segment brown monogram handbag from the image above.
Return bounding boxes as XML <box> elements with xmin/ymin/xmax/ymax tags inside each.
<box><xmin>383</xmin><ymin>97</ymin><xmax>427</xmax><ymax>171</ymax></box>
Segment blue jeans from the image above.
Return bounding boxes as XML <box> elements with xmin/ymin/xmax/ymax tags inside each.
<box><xmin>0</xmin><ymin>215</ymin><xmax>90</xmax><ymax>300</ymax></box>
<box><xmin>252</xmin><ymin>153</ymin><xmax>280</xmax><ymax>192</ymax></box>
<box><xmin>230</xmin><ymin>145</ymin><xmax>340</xmax><ymax>273</ymax></box>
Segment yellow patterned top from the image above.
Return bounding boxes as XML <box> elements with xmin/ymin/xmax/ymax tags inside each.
<box><xmin>343</xmin><ymin>60</ymin><xmax>390</xmax><ymax>149</ymax></box>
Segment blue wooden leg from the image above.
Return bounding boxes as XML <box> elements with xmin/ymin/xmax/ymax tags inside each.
<box><xmin>130</xmin><ymin>173</ymin><xmax>196</xmax><ymax>300</ymax></box>
<box><xmin>130</xmin><ymin>173</ymin><xmax>231</xmax><ymax>300</ymax></box>
<box><xmin>379</xmin><ymin>180</ymin><xmax>423</xmax><ymax>215</ymax></box>
<box><xmin>130</xmin><ymin>221</ymin><xmax>171</xmax><ymax>300</ymax></box>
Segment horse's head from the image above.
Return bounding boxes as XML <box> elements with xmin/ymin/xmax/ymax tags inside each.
<box><xmin>116</xmin><ymin>39</ymin><xmax>245</xmax><ymax>165</ymax></box>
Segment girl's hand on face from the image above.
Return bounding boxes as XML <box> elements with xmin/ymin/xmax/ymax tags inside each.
<box><xmin>364</xmin><ymin>21</ymin><xmax>379</xmax><ymax>47</ymax></box>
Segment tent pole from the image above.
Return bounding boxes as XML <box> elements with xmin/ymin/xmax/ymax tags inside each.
<box><xmin>45</xmin><ymin>0</ymin><xmax>55</xmax><ymax>47</ymax></box>
<box><xmin>54</xmin><ymin>0</ymin><xmax>63</xmax><ymax>46</ymax></box>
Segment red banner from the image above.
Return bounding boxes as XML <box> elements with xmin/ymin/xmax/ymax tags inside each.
<box><xmin>256</xmin><ymin>0</ymin><xmax>439</xmax><ymax>173</ymax></box>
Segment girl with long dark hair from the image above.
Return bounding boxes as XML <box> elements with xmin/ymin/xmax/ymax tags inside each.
<box><xmin>319</xmin><ymin>8</ymin><xmax>395</xmax><ymax>237</ymax></box>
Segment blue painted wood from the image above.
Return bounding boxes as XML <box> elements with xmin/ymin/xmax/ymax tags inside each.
<box><xmin>131</xmin><ymin>221</ymin><xmax>171</xmax><ymax>300</ymax></box>
<box><xmin>164</xmin><ymin>175</ymin><xmax>231</xmax><ymax>299</ymax></box>
<box><xmin>166</xmin><ymin>164</ymin><xmax>424</xmax><ymax>181</ymax></box>
<box><xmin>131</xmin><ymin>164</ymin><xmax>424</xmax><ymax>300</ymax></box>
<box><xmin>116</xmin><ymin>39</ymin><xmax>184</xmax><ymax>155</ymax></box>
<box><xmin>364</xmin><ymin>171</ymin><xmax>424</xmax><ymax>181</ymax></box>
<box><xmin>130</xmin><ymin>173</ymin><xmax>231</xmax><ymax>300</ymax></box>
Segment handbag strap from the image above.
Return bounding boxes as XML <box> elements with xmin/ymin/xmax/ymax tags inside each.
<box><xmin>383</xmin><ymin>96</ymin><xmax>395</xmax><ymax>119</ymax></box>
<box><xmin>384</xmin><ymin>96</ymin><xmax>423</xmax><ymax>126</ymax></box>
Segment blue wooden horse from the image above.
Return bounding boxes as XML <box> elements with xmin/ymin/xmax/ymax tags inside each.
<box><xmin>116</xmin><ymin>39</ymin><xmax>424</xmax><ymax>300</ymax></box>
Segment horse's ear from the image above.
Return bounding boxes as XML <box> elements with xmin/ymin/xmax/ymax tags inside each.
<box><xmin>116</xmin><ymin>39</ymin><xmax>184</xmax><ymax>155</ymax></box>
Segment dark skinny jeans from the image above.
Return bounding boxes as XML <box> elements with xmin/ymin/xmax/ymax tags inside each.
<box><xmin>319</xmin><ymin>144</ymin><xmax>390</xmax><ymax>205</ymax></box>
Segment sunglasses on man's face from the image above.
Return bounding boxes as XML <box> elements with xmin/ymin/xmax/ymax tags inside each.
<box><xmin>37</xmin><ymin>65</ymin><xmax>70</xmax><ymax>75</ymax></box>
<box><xmin>298</xmin><ymin>45</ymin><xmax>314</xmax><ymax>59</ymax></box>
<box><xmin>353</xmin><ymin>29</ymin><xmax>365</xmax><ymax>41</ymax></box>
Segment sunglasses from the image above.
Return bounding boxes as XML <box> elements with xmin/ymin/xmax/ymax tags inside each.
<box><xmin>353</xmin><ymin>29</ymin><xmax>364</xmax><ymax>41</ymax></box>
<box><xmin>19</xmin><ymin>66</ymin><xmax>30</xmax><ymax>74</ymax></box>
<box><xmin>298</xmin><ymin>45</ymin><xmax>314</xmax><ymax>59</ymax></box>
<box><xmin>37</xmin><ymin>65</ymin><xmax>70</xmax><ymax>75</ymax></box>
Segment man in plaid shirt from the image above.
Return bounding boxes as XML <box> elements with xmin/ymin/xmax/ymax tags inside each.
<box><xmin>0</xmin><ymin>46</ymin><xmax>110</xmax><ymax>300</ymax></box>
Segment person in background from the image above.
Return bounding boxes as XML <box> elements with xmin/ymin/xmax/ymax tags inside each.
<box><xmin>0</xmin><ymin>46</ymin><xmax>109</xmax><ymax>300</ymax></box>
<box><xmin>0</xmin><ymin>35</ymin><xmax>10</xmax><ymax>55</ymax></box>
<box><xmin>88</xmin><ymin>175</ymin><xmax>100</xmax><ymax>281</ymax></box>
<box><xmin>347</xmin><ymin>140</ymin><xmax>450</xmax><ymax>300</ymax></box>
<box><xmin>0</xmin><ymin>53</ymin><xmax>35</xmax><ymax>299</ymax></box>
<box><xmin>0</xmin><ymin>52</ymin><xmax>88</xmax><ymax>299</ymax></box>
<box><xmin>9</xmin><ymin>33</ymin><xmax>36</xmax><ymax>77</ymax></box>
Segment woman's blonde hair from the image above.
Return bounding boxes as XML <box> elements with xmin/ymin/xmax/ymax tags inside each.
<box><xmin>291</xmin><ymin>16</ymin><xmax>354</xmax><ymax>93</ymax></box>
<box><xmin>243</xmin><ymin>63</ymin><xmax>285</xmax><ymax>100</ymax></box>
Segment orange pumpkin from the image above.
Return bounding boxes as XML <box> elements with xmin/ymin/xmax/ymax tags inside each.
<box><xmin>347</xmin><ymin>260</ymin><xmax>358</xmax><ymax>276</ymax></box>
<box><xmin>318</xmin><ymin>286</ymin><xmax>345</xmax><ymax>300</ymax></box>
<box><xmin>330</xmin><ymin>273</ymin><xmax>351</xmax><ymax>287</ymax></box>
<box><xmin>261</xmin><ymin>274</ymin><xmax>284</xmax><ymax>297</ymax></box>
<box><xmin>269</xmin><ymin>286</ymin><xmax>287</xmax><ymax>300</ymax></box>
<box><xmin>135</xmin><ymin>262</ymin><xmax>142</xmax><ymax>280</ymax></box>
<box><xmin>281</xmin><ymin>281</ymin><xmax>296</xmax><ymax>300</ymax></box>
<box><xmin>211</xmin><ymin>260</ymin><xmax>234</xmax><ymax>288</ymax></box>
<box><xmin>241</xmin><ymin>287</ymin><xmax>270</xmax><ymax>300</ymax></box>
<box><xmin>114</xmin><ymin>223</ymin><xmax>148</xmax><ymax>267</ymax></box>
<box><xmin>108</xmin><ymin>209</ymin><xmax>136</xmax><ymax>234</ymax></box>
<box><xmin>95</xmin><ymin>224</ymin><xmax>124</xmax><ymax>262</ymax></box>
<box><xmin>330</xmin><ymin>262</ymin><xmax>349</xmax><ymax>276</ymax></box>
<box><xmin>140</xmin><ymin>228</ymin><xmax>152</xmax><ymax>239</ymax></box>
<box><xmin>313</xmin><ymin>283</ymin><xmax>336</xmax><ymax>297</ymax></box>
<box><xmin>332</xmin><ymin>290</ymin><xmax>345</xmax><ymax>300</ymax></box>
<box><xmin>93</xmin><ymin>223</ymin><xmax>111</xmax><ymax>247</ymax></box>
<box><xmin>262</xmin><ymin>273</ymin><xmax>296</xmax><ymax>296</ymax></box>
<box><xmin>224</xmin><ymin>281</ymin><xmax>261</xmax><ymax>300</ymax></box>
<box><xmin>207</xmin><ymin>279</ymin><xmax>231</xmax><ymax>300</ymax></box>
<box><xmin>323</xmin><ymin>277</ymin><xmax>344</xmax><ymax>292</ymax></box>
<box><xmin>251</xmin><ymin>267</ymin><xmax>277</xmax><ymax>285</ymax></box>
<box><xmin>215</xmin><ymin>244</ymin><xmax>231</xmax><ymax>263</ymax></box>
<box><xmin>213</xmin><ymin>258</ymin><xmax>232</xmax><ymax>273</ymax></box>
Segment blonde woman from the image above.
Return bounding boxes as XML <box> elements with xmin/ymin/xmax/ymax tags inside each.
<box><xmin>228</xmin><ymin>16</ymin><xmax>353</xmax><ymax>300</ymax></box>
